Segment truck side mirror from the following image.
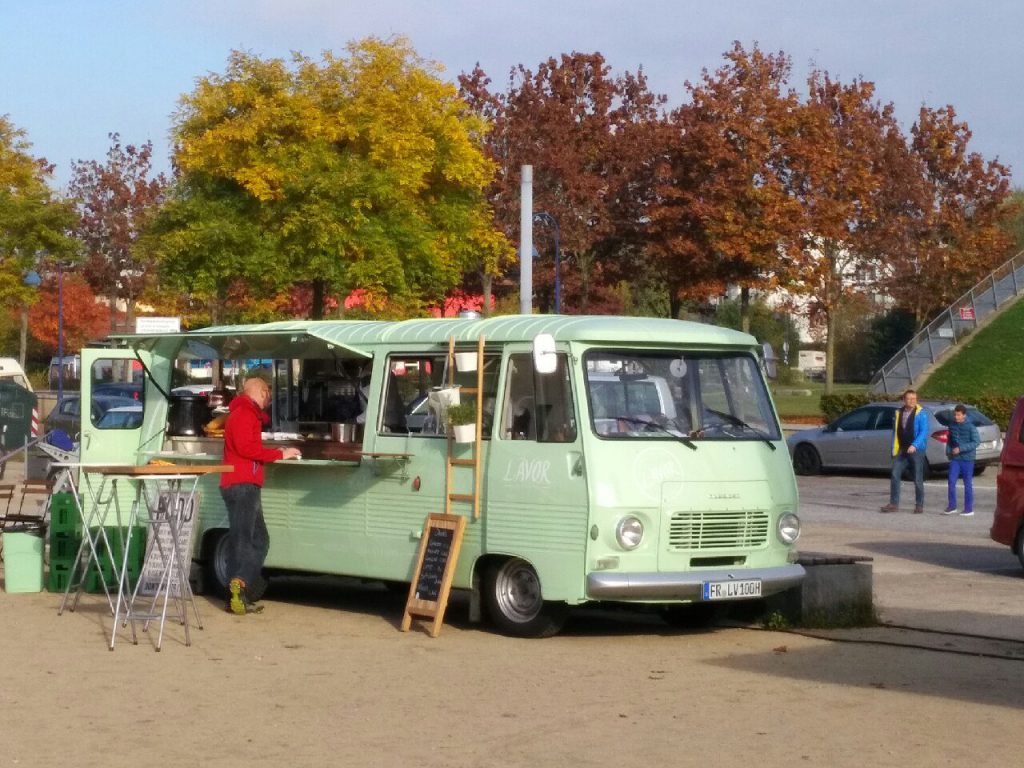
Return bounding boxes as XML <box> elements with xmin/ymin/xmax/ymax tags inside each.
<box><xmin>532</xmin><ymin>333</ymin><xmax>557</xmax><ymax>375</ymax></box>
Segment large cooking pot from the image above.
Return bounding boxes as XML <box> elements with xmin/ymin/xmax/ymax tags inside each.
<box><xmin>330</xmin><ymin>422</ymin><xmax>360</xmax><ymax>442</ymax></box>
<box><xmin>167</xmin><ymin>394</ymin><xmax>211</xmax><ymax>437</ymax></box>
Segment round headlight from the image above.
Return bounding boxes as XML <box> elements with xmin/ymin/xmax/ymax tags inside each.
<box><xmin>777</xmin><ymin>512</ymin><xmax>801</xmax><ymax>545</ymax></box>
<box><xmin>615</xmin><ymin>516</ymin><xmax>644</xmax><ymax>550</ymax></box>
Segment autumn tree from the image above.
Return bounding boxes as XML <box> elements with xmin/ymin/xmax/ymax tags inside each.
<box><xmin>651</xmin><ymin>43</ymin><xmax>804</xmax><ymax>329</ymax></box>
<box><xmin>68</xmin><ymin>134</ymin><xmax>167</xmax><ymax>334</ymax></box>
<box><xmin>27</xmin><ymin>272</ymin><xmax>111</xmax><ymax>353</ymax></box>
<box><xmin>0</xmin><ymin>115</ymin><xmax>78</xmax><ymax>363</ymax></box>
<box><xmin>785</xmin><ymin>72</ymin><xmax>910</xmax><ymax>392</ymax></box>
<box><xmin>460</xmin><ymin>52</ymin><xmax>665</xmax><ymax>313</ymax></box>
<box><xmin>887</xmin><ymin>106</ymin><xmax>1014</xmax><ymax>325</ymax></box>
<box><xmin>154</xmin><ymin>37</ymin><xmax>508</xmax><ymax>320</ymax></box>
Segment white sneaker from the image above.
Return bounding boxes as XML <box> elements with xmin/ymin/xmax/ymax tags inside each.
<box><xmin>960</xmin><ymin>510</ymin><xmax>974</xmax><ymax>517</ymax></box>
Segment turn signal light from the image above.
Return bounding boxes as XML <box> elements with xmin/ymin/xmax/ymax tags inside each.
<box><xmin>931</xmin><ymin>429</ymin><xmax>949</xmax><ymax>443</ymax></box>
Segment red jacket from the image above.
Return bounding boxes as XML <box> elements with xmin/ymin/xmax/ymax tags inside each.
<box><xmin>220</xmin><ymin>395</ymin><xmax>284</xmax><ymax>488</ymax></box>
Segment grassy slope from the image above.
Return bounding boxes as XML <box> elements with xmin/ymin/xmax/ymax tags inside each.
<box><xmin>919</xmin><ymin>297</ymin><xmax>1024</xmax><ymax>400</ymax></box>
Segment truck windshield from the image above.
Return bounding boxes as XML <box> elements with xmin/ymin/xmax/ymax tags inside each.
<box><xmin>584</xmin><ymin>350</ymin><xmax>781</xmax><ymax>442</ymax></box>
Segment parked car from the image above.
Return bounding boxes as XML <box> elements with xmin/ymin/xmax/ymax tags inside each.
<box><xmin>96</xmin><ymin>404</ymin><xmax>144</xmax><ymax>429</ymax></box>
<box><xmin>991</xmin><ymin>396</ymin><xmax>1024</xmax><ymax>569</ymax></box>
<box><xmin>45</xmin><ymin>394</ymin><xmax>140</xmax><ymax>438</ymax></box>
<box><xmin>787</xmin><ymin>401</ymin><xmax>1003</xmax><ymax>477</ymax></box>
<box><xmin>93</xmin><ymin>382</ymin><xmax>143</xmax><ymax>400</ymax></box>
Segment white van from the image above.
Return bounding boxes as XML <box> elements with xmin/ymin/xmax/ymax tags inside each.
<box><xmin>0</xmin><ymin>358</ymin><xmax>33</xmax><ymax>392</ymax></box>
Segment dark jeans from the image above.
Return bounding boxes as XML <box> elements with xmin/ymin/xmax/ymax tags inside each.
<box><xmin>890</xmin><ymin>450</ymin><xmax>925</xmax><ymax>507</ymax></box>
<box><xmin>220</xmin><ymin>483</ymin><xmax>268</xmax><ymax>588</ymax></box>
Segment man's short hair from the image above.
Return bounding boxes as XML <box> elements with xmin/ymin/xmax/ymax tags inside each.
<box><xmin>954</xmin><ymin>403</ymin><xmax>968</xmax><ymax>415</ymax></box>
<box><xmin>902</xmin><ymin>389</ymin><xmax>917</xmax><ymax>398</ymax></box>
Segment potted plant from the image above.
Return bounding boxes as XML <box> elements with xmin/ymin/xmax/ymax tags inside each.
<box><xmin>446</xmin><ymin>402</ymin><xmax>478</xmax><ymax>443</ymax></box>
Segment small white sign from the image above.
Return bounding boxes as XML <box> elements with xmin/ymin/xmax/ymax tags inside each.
<box><xmin>135</xmin><ymin>316</ymin><xmax>181</xmax><ymax>334</ymax></box>
<box><xmin>937</xmin><ymin>328</ymin><xmax>954</xmax><ymax>338</ymax></box>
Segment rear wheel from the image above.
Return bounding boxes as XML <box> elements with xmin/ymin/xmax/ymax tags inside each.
<box><xmin>1014</xmin><ymin>527</ymin><xmax>1024</xmax><ymax>571</ymax></box>
<box><xmin>973</xmin><ymin>464</ymin><xmax>987</xmax><ymax>477</ymax></box>
<box><xmin>202</xmin><ymin>529</ymin><xmax>268</xmax><ymax>601</ymax></box>
<box><xmin>483</xmin><ymin>558</ymin><xmax>568</xmax><ymax>638</ymax></box>
<box><xmin>792</xmin><ymin>444</ymin><xmax>822</xmax><ymax>475</ymax></box>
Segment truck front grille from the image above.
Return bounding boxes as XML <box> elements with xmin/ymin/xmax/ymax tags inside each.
<box><xmin>668</xmin><ymin>510</ymin><xmax>770</xmax><ymax>550</ymax></box>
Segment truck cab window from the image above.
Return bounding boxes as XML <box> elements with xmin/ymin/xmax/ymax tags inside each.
<box><xmin>502</xmin><ymin>353</ymin><xmax>576</xmax><ymax>443</ymax></box>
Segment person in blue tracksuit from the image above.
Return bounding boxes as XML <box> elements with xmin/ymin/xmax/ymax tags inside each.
<box><xmin>880</xmin><ymin>389</ymin><xmax>929</xmax><ymax>514</ymax></box>
<box><xmin>942</xmin><ymin>404</ymin><xmax>980</xmax><ymax>517</ymax></box>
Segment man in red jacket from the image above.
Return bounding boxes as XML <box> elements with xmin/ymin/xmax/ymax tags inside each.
<box><xmin>220</xmin><ymin>376</ymin><xmax>301</xmax><ymax>615</ymax></box>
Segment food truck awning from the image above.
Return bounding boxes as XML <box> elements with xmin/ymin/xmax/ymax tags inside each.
<box><xmin>114</xmin><ymin>328</ymin><xmax>372</xmax><ymax>361</ymax></box>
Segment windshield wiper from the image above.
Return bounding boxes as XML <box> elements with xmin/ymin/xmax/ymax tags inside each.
<box><xmin>703</xmin><ymin>409</ymin><xmax>777</xmax><ymax>450</ymax></box>
<box><xmin>609</xmin><ymin>415</ymin><xmax>698</xmax><ymax>450</ymax></box>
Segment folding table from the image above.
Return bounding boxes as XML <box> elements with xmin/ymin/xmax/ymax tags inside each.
<box><xmin>56</xmin><ymin>463</ymin><xmax>230</xmax><ymax>651</ymax></box>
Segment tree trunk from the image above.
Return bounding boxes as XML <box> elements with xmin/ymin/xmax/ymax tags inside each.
<box><xmin>825</xmin><ymin>309</ymin><xmax>836</xmax><ymax>395</ymax></box>
<box><xmin>311</xmin><ymin>280</ymin><xmax>326</xmax><ymax>320</ymax></box>
<box><xmin>740</xmin><ymin>286</ymin><xmax>751</xmax><ymax>334</ymax></box>
<box><xmin>482</xmin><ymin>272</ymin><xmax>493</xmax><ymax>318</ymax></box>
<box><xmin>669</xmin><ymin>293</ymin><xmax>681</xmax><ymax>320</ymax></box>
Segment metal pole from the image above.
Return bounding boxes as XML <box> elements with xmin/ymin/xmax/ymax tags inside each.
<box><xmin>519</xmin><ymin>165</ymin><xmax>533</xmax><ymax>316</ymax></box>
<box><xmin>58</xmin><ymin>263</ymin><xmax>64</xmax><ymax>405</ymax></box>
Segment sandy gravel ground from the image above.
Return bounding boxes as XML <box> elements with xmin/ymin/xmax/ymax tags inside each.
<box><xmin>0</xmin><ymin>573</ymin><xmax>1021</xmax><ymax>768</ymax></box>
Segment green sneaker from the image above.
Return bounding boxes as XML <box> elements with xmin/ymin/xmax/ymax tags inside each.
<box><xmin>227</xmin><ymin>577</ymin><xmax>266</xmax><ymax>614</ymax></box>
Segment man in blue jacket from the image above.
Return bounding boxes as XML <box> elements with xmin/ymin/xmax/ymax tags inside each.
<box><xmin>880</xmin><ymin>389</ymin><xmax>929</xmax><ymax>514</ymax></box>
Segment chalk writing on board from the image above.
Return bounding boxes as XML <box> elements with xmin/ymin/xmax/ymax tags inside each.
<box><xmin>414</xmin><ymin>526</ymin><xmax>454</xmax><ymax>601</ymax></box>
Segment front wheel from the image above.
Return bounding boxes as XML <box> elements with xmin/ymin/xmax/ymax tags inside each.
<box><xmin>201</xmin><ymin>528</ymin><xmax>268</xmax><ymax>601</ymax></box>
<box><xmin>792</xmin><ymin>444</ymin><xmax>822</xmax><ymax>475</ymax></box>
<box><xmin>482</xmin><ymin>558</ymin><xmax>568</xmax><ymax>638</ymax></box>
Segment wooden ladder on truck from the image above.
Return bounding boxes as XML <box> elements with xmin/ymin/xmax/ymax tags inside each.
<box><xmin>444</xmin><ymin>335</ymin><xmax>484</xmax><ymax>520</ymax></box>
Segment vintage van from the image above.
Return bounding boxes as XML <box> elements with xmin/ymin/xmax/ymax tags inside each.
<box><xmin>81</xmin><ymin>315</ymin><xmax>804</xmax><ymax>636</ymax></box>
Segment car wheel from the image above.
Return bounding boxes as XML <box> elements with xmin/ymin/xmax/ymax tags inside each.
<box><xmin>1015</xmin><ymin>527</ymin><xmax>1024</xmax><ymax>571</ymax></box>
<box><xmin>792</xmin><ymin>444</ymin><xmax>822</xmax><ymax>475</ymax></box>
<box><xmin>201</xmin><ymin>528</ymin><xmax>268</xmax><ymax>601</ymax></box>
<box><xmin>973</xmin><ymin>464</ymin><xmax>987</xmax><ymax>477</ymax></box>
<box><xmin>482</xmin><ymin>558</ymin><xmax>568</xmax><ymax>638</ymax></box>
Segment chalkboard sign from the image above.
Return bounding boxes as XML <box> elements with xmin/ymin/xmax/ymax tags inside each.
<box><xmin>401</xmin><ymin>513</ymin><xmax>467</xmax><ymax>637</ymax></box>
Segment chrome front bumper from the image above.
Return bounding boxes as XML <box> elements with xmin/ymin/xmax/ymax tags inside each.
<box><xmin>586</xmin><ymin>563</ymin><xmax>806</xmax><ymax>601</ymax></box>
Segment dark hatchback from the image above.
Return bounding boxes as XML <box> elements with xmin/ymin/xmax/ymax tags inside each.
<box><xmin>45</xmin><ymin>394</ymin><xmax>140</xmax><ymax>438</ymax></box>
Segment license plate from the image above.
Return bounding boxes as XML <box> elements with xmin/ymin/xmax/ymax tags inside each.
<box><xmin>702</xmin><ymin>579</ymin><xmax>762</xmax><ymax>601</ymax></box>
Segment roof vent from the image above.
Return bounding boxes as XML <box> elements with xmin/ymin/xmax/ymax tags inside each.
<box><xmin>458</xmin><ymin>310</ymin><xmax>480</xmax><ymax>320</ymax></box>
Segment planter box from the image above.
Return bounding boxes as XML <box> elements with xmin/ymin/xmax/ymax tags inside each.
<box><xmin>454</xmin><ymin>351</ymin><xmax>478</xmax><ymax>372</ymax></box>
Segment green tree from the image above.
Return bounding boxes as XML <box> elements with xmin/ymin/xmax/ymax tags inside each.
<box><xmin>0</xmin><ymin>116</ymin><xmax>78</xmax><ymax>363</ymax></box>
<box><xmin>156</xmin><ymin>38</ymin><xmax>508</xmax><ymax>320</ymax></box>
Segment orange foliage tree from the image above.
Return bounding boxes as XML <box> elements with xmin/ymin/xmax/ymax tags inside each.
<box><xmin>27</xmin><ymin>274</ymin><xmax>111</xmax><ymax>354</ymax></box>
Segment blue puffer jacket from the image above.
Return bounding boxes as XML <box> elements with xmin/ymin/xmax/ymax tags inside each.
<box><xmin>946</xmin><ymin>419</ymin><xmax>980</xmax><ymax>462</ymax></box>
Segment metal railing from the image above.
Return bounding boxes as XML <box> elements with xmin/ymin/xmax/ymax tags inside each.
<box><xmin>870</xmin><ymin>250</ymin><xmax>1024</xmax><ymax>394</ymax></box>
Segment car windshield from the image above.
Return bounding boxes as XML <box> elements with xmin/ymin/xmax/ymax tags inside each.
<box><xmin>584</xmin><ymin>350</ymin><xmax>781</xmax><ymax>441</ymax></box>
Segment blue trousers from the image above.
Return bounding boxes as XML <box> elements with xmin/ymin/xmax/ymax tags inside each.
<box><xmin>220</xmin><ymin>483</ymin><xmax>269</xmax><ymax>588</ymax></box>
<box><xmin>890</xmin><ymin>451</ymin><xmax>924</xmax><ymax>506</ymax></box>
<box><xmin>947</xmin><ymin>459</ymin><xmax>975</xmax><ymax>512</ymax></box>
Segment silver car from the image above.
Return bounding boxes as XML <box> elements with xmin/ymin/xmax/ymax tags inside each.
<box><xmin>787</xmin><ymin>401</ymin><xmax>1003</xmax><ymax>477</ymax></box>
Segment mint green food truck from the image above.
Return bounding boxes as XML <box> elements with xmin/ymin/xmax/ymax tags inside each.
<box><xmin>80</xmin><ymin>315</ymin><xmax>804</xmax><ymax>636</ymax></box>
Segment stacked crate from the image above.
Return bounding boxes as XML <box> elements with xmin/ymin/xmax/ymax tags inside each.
<box><xmin>47</xmin><ymin>492</ymin><xmax>79</xmax><ymax>593</ymax></box>
<box><xmin>46</xmin><ymin>493</ymin><xmax>147</xmax><ymax>594</ymax></box>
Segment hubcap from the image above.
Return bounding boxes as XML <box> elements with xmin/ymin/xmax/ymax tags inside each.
<box><xmin>494</xmin><ymin>560</ymin><xmax>543</xmax><ymax>623</ymax></box>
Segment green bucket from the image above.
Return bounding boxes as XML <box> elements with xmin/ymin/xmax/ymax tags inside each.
<box><xmin>3</xmin><ymin>528</ymin><xmax>44</xmax><ymax>593</ymax></box>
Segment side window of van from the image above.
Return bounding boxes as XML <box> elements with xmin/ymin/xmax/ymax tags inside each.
<box><xmin>384</xmin><ymin>353</ymin><xmax>500</xmax><ymax>437</ymax></box>
<box><xmin>502</xmin><ymin>354</ymin><xmax>576</xmax><ymax>443</ymax></box>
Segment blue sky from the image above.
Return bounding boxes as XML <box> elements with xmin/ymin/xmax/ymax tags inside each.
<box><xmin>2</xmin><ymin>0</ymin><xmax>1021</xmax><ymax>190</ymax></box>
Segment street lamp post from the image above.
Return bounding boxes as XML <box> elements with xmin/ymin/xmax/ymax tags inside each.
<box><xmin>57</xmin><ymin>262</ymin><xmax>64</xmax><ymax>405</ymax></box>
<box><xmin>21</xmin><ymin>270</ymin><xmax>41</xmax><ymax>369</ymax></box>
<box><xmin>533</xmin><ymin>212</ymin><xmax>561</xmax><ymax>314</ymax></box>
